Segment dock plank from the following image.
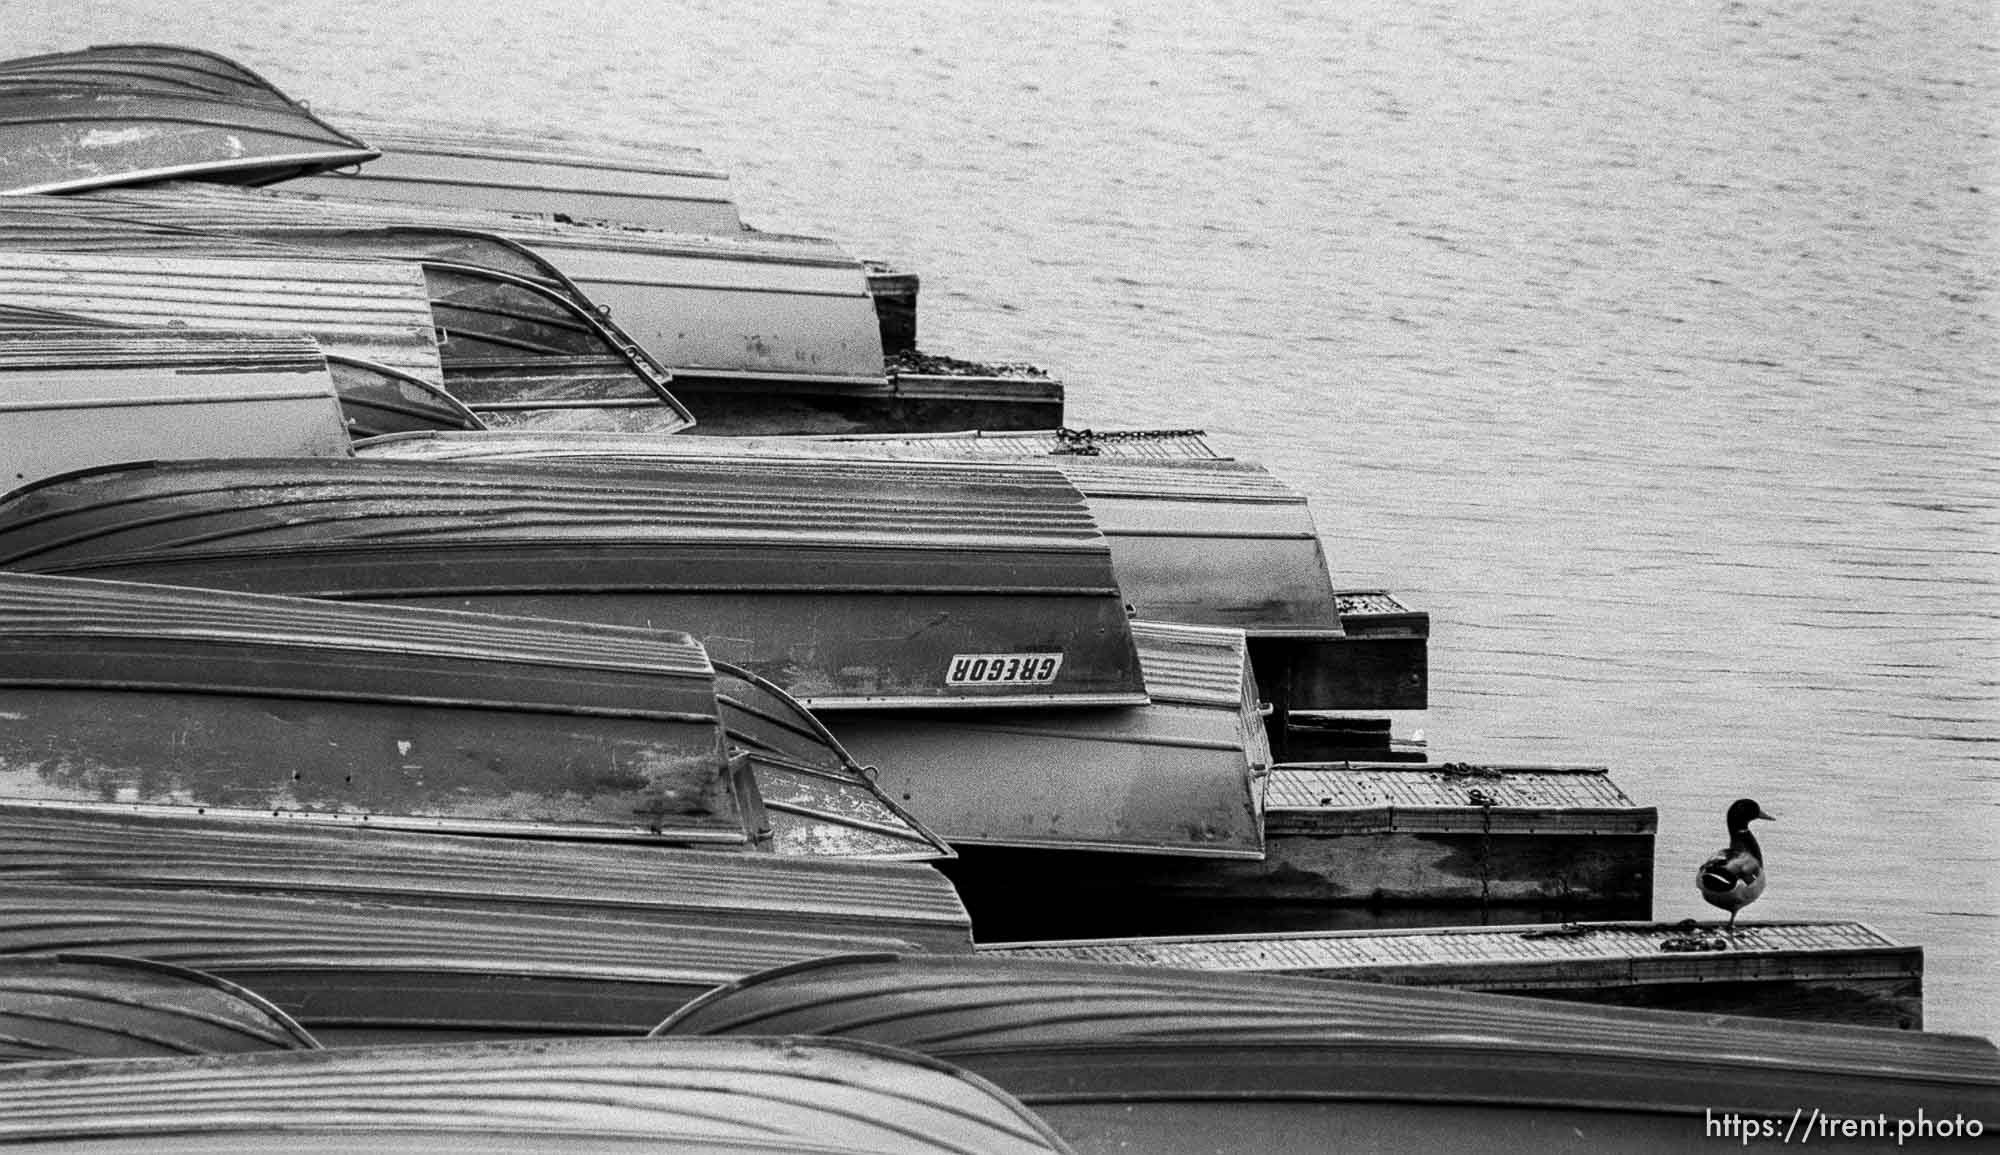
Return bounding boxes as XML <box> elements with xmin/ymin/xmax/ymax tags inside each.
<box><xmin>986</xmin><ymin>920</ymin><xmax>1924</xmax><ymax>1029</ymax></box>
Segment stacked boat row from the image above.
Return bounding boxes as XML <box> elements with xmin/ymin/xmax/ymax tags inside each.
<box><xmin>0</xmin><ymin>42</ymin><xmax>1046</xmax><ymax>435</ymax></box>
<box><xmin>3</xmin><ymin>949</ymin><xmax>1992</xmax><ymax>1154</ymax></box>
<box><xmin>0</xmin><ymin>345</ymin><xmax>1659</xmax><ymax>930</ymax></box>
<box><xmin>0</xmin><ymin>35</ymin><xmax>1906</xmax><ymax>994</ymax></box>
<box><xmin>1</xmin><ymin>42</ymin><xmax>1989</xmax><ymax>1151</ymax></box>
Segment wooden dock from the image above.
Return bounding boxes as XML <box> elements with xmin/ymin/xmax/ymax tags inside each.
<box><xmin>1249</xmin><ymin>590</ymin><xmax>1430</xmax><ymax>739</ymax></box>
<box><xmin>1260</xmin><ymin>762</ymin><xmax>1655</xmax><ymax>909</ymax></box>
<box><xmin>940</xmin><ymin>762</ymin><xmax>1654</xmax><ymax>941</ymax></box>
<box><xmin>985</xmin><ymin>920</ymin><xmax>1924</xmax><ymax>1030</ymax></box>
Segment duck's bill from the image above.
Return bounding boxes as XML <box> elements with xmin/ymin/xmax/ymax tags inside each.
<box><xmin>1757</xmin><ymin>807</ymin><xmax>1778</xmax><ymax>821</ymax></box>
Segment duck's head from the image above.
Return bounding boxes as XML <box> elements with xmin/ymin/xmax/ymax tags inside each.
<box><xmin>1726</xmin><ymin>798</ymin><xmax>1776</xmax><ymax>829</ymax></box>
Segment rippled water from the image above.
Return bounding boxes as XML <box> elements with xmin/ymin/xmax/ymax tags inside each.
<box><xmin>15</xmin><ymin>0</ymin><xmax>1997</xmax><ymax>1039</ymax></box>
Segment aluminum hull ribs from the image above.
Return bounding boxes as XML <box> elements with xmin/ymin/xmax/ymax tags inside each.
<box><xmin>0</xmin><ymin>248</ymin><xmax>446</xmax><ymax>384</ymax></box>
<box><xmin>0</xmin><ymin>45</ymin><xmax>377</xmax><ymax>195</ymax></box>
<box><xmin>654</xmin><ymin>954</ymin><xmax>2000</xmax><ymax>1153</ymax></box>
<box><xmin>355</xmin><ymin>429</ymin><xmax>1430</xmax><ymax>733</ymax></box>
<box><xmin>0</xmin><ymin>457</ymin><xmax>1147</xmax><ymax>711</ymax></box>
<box><xmin>0</xmin><ymin>204</ymin><xmax>694</xmax><ymax>433</ymax></box>
<box><xmin>0</xmin><ymin>803</ymin><xmax>966</xmax><ymax>1039</ymax></box>
<box><xmin>0</xmin><ymin>1036</ymin><xmax>1075</xmax><ymax>1154</ymax></box>
<box><xmin>0</xmin><ymin>955</ymin><xmax>319</xmax><ymax>1062</ymax></box>
<box><xmin>282</xmin><ymin>113</ymin><xmax>745</xmax><ymax>235</ymax></box>
<box><xmin>58</xmin><ymin>180</ymin><xmax>1062</xmax><ymax>432</ymax></box>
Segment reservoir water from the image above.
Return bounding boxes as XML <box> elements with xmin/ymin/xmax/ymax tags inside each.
<box><xmin>13</xmin><ymin>0</ymin><xmax>1996</xmax><ymax>1040</ymax></box>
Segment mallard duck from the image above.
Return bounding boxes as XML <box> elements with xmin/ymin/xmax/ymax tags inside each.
<box><xmin>1697</xmin><ymin>798</ymin><xmax>1775</xmax><ymax>931</ymax></box>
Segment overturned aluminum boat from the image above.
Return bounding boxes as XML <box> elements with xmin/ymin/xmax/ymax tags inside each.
<box><xmin>0</xmin><ymin>955</ymin><xmax>319</xmax><ymax>1062</ymax></box>
<box><xmin>0</xmin><ymin>248</ymin><xmax>441</xmax><ymax>379</ymax></box>
<box><xmin>0</xmin><ymin>193</ymin><xmax>572</xmax><ymax>285</ymax></box>
<box><xmin>656</xmin><ymin>954</ymin><xmax>2000</xmax><ymax>1155</ymax></box>
<box><xmin>826</xmin><ymin>621</ymin><xmax>1269</xmax><ymax>862</ymax></box>
<box><xmin>745</xmin><ymin>433</ymin><xmax>1428</xmax><ymax>715</ymax></box>
<box><xmin>0</xmin><ymin>806</ymin><xmax>966</xmax><ymax>1039</ymax></box>
<box><xmin>0</xmin><ymin>218</ymin><xmax>694</xmax><ymax>433</ymax></box>
<box><xmin>283</xmin><ymin>112</ymin><xmax>745</xmax><ymax>235</ymax></box>
<box><xmin>0</xmin><ymin>884</ymin><xmax>910</xmax><ymax>1039</ymax></box>
<box><xmin>354</xmin><ymin>429</ymin><xmax>1428</xmax><ymax>724</ymax></box>
<box><xmin>0</xmin><ymin>457</ymin><xmax>1145</xmax><ymax>710</ymax></box>
<box><xmin>277</xmin><ymin>113</ymin><xmax>926</xmax><ymax>360</ymax></box>
<box><xmin>0</xmin><ymin>44</ymin><xmax>321</xmax><ymax>108</ymax></box>
<box><xmin>0</xmin><ymin>328</ymin><xmax>350</xmax><ymax>487</ymax></box>
<box><xmin>73</xmin><ymin>181</ymin><xmax>884</xmax><ymax>379</ymax></box>
<box><xmin>352</xmin><ymin>430</ymin><xmax>1336</xmax><ymax>631</ymax></box>
<box><xmin>0</xmin><ymin>44</ymin><xmax>378</xmax><ymax>195</ymax></box>
<box><xmin>0</xmin><ymin>1035</ymin><xmax>1076</xmax><ymax>1154</ymax></box>
<box><xmin>0</xmin><ymin>304</ymin><xmax>484</xmax><ymax>442</ymax></box>
<box><xmin>0</xmin><ymin>804</ymin><xmax>970</xmax><ymax>951</ymax></box>
<box><xmin>0</xmin><ymin>572</ymin><xmax>944</xmax><ymax>856</ymax></box>
<box><xmin>61</xmin><ymin>181</ymin><xmax>1063</xmax><ymax>432</ymax></box>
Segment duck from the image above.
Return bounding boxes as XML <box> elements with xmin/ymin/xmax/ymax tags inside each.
<box><xmin>1696</xmin><ymin>798</ymin><xmax>1776</xmax><ymax>931</ymax></box>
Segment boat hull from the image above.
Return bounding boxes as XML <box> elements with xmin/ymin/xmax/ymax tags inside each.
<box><xmin>283</xmin><ymin>114</ymin><xmax>744</xmax><ymax>235</ymax></box>
<box><xmin>824</xmin><ymin>621</ymin><xmax>1269</xmax><ymax>860</ymax></box>
<box><xmin>0</xmin><ymin>956</ymin><xmax>318</xmax><ymax>1062</ymax></box>
<box><xmin>0</xmin><ymin>457</ymin><xmax>1148</xmax><ymax>710</ymax></box>
<box><xmin>655</xmin><ymin>954</ymin><xmax>2000</xmax><ymax>1153</ymax></box>
<box><xmin>0</xmin><ymin>1035</ymin><xmax>1073</xmax><ymax>1154</ymax></box>
<box><xmin>0</xmin><ymin>92</ymin><xmax>376</xmax><ymax>196</ymax></box>
<box><xmin>0</xmin><ymin>47</ymin><xmax>376</xmax><ymax>194</ymax></box>
<box><xmin>0</xmin><ymin>329</ymin><xmax>349</xmax><ymax>487</ymax></box>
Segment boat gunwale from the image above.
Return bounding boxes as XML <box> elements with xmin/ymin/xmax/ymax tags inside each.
<box><xmin>1</xmin><ymin>150</ymin><xmax>384</xmax><ymax>198</ymax></box>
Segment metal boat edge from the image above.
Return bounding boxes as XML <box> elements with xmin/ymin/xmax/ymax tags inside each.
<box><xmin>0</xmin><ymin>1033</ymin><xmax>1076</xmax><ymax>1154</ymax></box>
